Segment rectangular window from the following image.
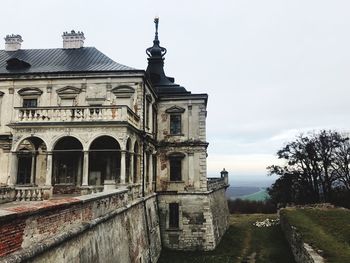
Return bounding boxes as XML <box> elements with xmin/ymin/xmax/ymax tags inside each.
<box><xmin>152</xmin><ymin>155</ymin><xmax>157</xmax><ymax>183</ymax></box>
<box><xmin>170</xmin><ymin>114</ymin><xmax>181</xmax><ymax>135</ymax></box>
<box><xmin>146</xmin><ymin>154</ymin><xmax>150</xmax><ymax>183</ymax></box>
<box><xmin>23</xmin><ymin>98</ymin><xmax>37</xmax><ymax>108</ymax></box>
<box><xmin>152</xmin><ymin>109</ymin><xmax>157</xmax><ymax>133</ymax></box>
<box><xmin>169</xmin><ymin>203</ymin><xmax>179</xmax><ymax>228</ymax></box>
<box><xmin>170</xmin><ymin>158</ymin><xmax>182</xmax><ymax>181</ymax></box>
<box><xmin>146</xmin><ymin>101</ymin><xmax>150</xmax><ymax>128</ymax></box>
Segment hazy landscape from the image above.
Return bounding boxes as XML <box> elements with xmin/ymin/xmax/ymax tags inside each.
<box><xmin>225</xmin><ymin>178</ymin><xmax>273</xmax><ymax>201</ymax></box>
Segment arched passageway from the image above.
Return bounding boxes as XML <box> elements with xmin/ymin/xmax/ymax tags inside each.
<box><xmin>88</xmin><ymin>136</ymin><xmax>121</xmax><ymax>185</ymax></box>
<box><xmin>53</xmin><ymin>137</ymin><xmax>83</xmax><ymax>187</ymax></box>
<box><xmin>16</xmin><ymin>137</ymin><xmax>47</xmax><ymax>185</ymax></box>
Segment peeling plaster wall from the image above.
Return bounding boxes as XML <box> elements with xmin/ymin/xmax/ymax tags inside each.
<box><xmin>157</xmin><ymin>100</ymin><xmax>207</xmax><ymax>142</ymax></box>
<box><xmin>156</xmin><ymin>99</ymin><xmax>209</xmax><ymax>192</ymax></box>
<box><xmin>157</xmin><ymin>187</ymin><xmax>229</xmax><ymax>251</ymax></box>
<box><xmin>0</xmin><ymin>148</ymin><xmax>10</xmax><ymax>184</ymax></box>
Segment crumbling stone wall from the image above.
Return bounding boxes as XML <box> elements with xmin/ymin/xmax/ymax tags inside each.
<box><xmin>158</xmin><ymin>187</ymin><xmax>229</xmax><ymax>251</ymax></box>
<box><xmin>209</xmin><ymin>187</ymin><xmax>229</xmax><ymax>244</ymax></box>
<box><xmin>0</xmin><ymin>191</ymin><xmax>161</xmax><ymax>263</ymax></box>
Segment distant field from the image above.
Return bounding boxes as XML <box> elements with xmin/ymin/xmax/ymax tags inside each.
<box><xmin>240</xmin><ymin>189</ymin><xmax>270</xmax><ymax>201</ymax></box>
<box><xmin>226</xmin><ymin>186</ymin><xmax>270</xmax><ymax>201</ymax></box>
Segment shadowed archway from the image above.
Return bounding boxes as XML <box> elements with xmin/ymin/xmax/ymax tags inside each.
<box><xmin>88</xmin><ymin>136</ymin><xmax>121</xmax><ymax>185</ymax></box>
<box><xmin>16</xmin><ymin>136</ymin><xmax>47</xmax><ymax>185</ymax></box>
<box><xmin>53</xmin><ymin>136</ymin><xmax>83</xmax><ymax>189</ymax></box>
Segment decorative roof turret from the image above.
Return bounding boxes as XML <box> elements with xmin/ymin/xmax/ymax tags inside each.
<box><xmin>146</xmin><ymin>17</ymin><xmax>189</xmax><ymax>95</ymax></box>
<box><xmin>146</xmin><ymin>17</ymin><xmax>167</xmax><ymax>58</ymax></box>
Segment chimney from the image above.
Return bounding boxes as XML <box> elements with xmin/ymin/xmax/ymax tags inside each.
<box><xmin>4</xmin><ymin>34</ymin><xmax>23</xmax><ymax>51</ymax></box>
<box><xmin>62</xmin><ymin>30</ymin><xmax>85</xmax><ymax>49</ymax></box>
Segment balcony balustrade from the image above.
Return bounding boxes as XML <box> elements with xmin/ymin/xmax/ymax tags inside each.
<box><xmin>12</xmin><ymin>105</ymin><xmax>140</xmax><ymax>125</ymax></box>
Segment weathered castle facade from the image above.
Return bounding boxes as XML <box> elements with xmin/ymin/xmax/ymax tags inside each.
<box><xmin>0</xmin><ymin>20</ymin><xmax>229</xmax><ymax>262</ymax></box>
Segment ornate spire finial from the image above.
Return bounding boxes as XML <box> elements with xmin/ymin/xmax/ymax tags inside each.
<box><xmin>154</xmin><ymin>16</ymin><xmax>159</xmax><ymax>41</ymax></box>
<box><xmin>146</xmin><ymin>16</ymin><xmax>167</xmax><ymax>58</ymax></box>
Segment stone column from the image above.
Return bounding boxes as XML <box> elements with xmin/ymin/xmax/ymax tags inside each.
<box><xmin>130</xmin><ymin>153</ymin><xmax>134</xmax><ymax>184</ymax></box>
<box><xmin>82</xmin><ymin>151</ymin><xmax>89</xmax><ymax>186</ymax></box>
<box><xmin>30</xmin><ymin>153</ymin><xmax>36</xmax><ymax>185</ymax></box>
<box><xmin>8</xmin><ymin>152</ymin><xmax>18</xmax><ymax>186</ymax></box>
<box><xmin>120</xmin><ymin>151</ymin><xmax>126</xmax><ymax>184</ymax></box>
<box><xmin>45</xmin><ymin>152</ymin><xmax>53</xmax><ymax>186</ymax></box>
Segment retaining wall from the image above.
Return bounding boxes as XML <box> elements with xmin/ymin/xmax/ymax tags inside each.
<box><xmin>279</xmin><ymin>210</ymin><xmax>324</xmax><ymax>263</ymax></box>
<box><xmin>0</xmin><ymin>190</ymin><xmax>161</xmax><ymax>263</ymax></box>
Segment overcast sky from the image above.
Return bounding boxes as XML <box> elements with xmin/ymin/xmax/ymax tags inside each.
<box><xmin>1</xmin><ymin>0</ymin><xmax>350</xmax><ymax>182</ymax></box>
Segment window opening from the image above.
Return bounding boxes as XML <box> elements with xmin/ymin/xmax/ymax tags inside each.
<box><xmin>23</xmin><ymin>98</ymin><xmax>37</xmax><ymax>108</ymax></box>
<box><xmin>170</xmin><ymin>114</ymin><xmax>181</xmax><ymax>134</ymax></box>
<box><xmin>169</xmin><ymin>203</ymin><xmax>179</xmax><ymax>228</ymax></box>
<box><xmin>170</xmin><ymin>158</ymin><xmax>182</xmax><ymax>181</ymax></box>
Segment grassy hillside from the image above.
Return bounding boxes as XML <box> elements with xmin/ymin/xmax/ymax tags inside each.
<box><xmin>158</xmin><ymin>214</ymin><xmax>295</xmax><ymax>263</ymax></box>
<box><xmin>281</xmin><ymin>208</ymin><xmax>350</xmax><ymax>263</ymax></box>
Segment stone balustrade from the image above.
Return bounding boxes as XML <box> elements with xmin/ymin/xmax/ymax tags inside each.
<box><xmin>13</xmin><ymin>105</ymin><xmax>140</xmax><ymax>125</ymax></box>
<box><xmin>14</xmin><ymin>186</ymin><xmax>52</xmax><ymax>201</ymax></box>
<box><xmin>0</xmin><ymin>183</ymin><xmax>143</xmax><ymax>204</ymax></box>
<box><xmin>0</xmin><ymin>187</ymin><xmax>15</xmax><ymax>204</ymax></box>
<box><xmin>207</xmin><ymin>177</ymin><xmax>227</xmax><ymax>191</ymax></box>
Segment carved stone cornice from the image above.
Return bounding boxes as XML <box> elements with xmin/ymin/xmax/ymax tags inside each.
<box><xmin>157</xmin><ymin>140</ymin><xmax>209</xmax><ymax>148</ymax></box>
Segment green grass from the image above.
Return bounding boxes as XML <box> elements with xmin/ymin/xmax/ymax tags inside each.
<box><xmin>281</xmin><ymin>208</ymin><xmax>350</xmax><ymax>263</ymax></box>
<box><xmin>240</xmin><ymin>189</ymin><xmax>270</xmax><ymax>201</ymax></box>
<box><xmin>158</xmin><ymin>214</ymin><xmax>295</xmax><ymax>263</ymax></box>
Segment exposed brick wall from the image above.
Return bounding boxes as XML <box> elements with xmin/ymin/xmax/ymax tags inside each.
<box><xmin>0</xmin><ymin>191</ymin><xmax>161</xmax><ymax>263</ymax></box>
<box><xmin>0</xmin><ymin>191</ymin><xmax>127</xmax><ymax>257</ymax></box>
<box><xmin>0</xmin><ymin>218</ymin><xmax>26</xmax><ymax>257</ymax></box>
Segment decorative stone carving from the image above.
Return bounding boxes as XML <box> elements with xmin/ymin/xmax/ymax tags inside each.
<box><xmin>86</xmin><ymin>85</ymin><xmax>106</xmax><ymax>104</ymax></box>
<box><xmin>112</xmin><ymin>86</ymin><xmax>135</xmax><ymax>98</ymax></box>
<box><xmin>56</xmin><ymin>86</ymin><xmax>81</xmax><ymax>99</ymax></box>
<box><xmin>165</xmin><ymin>106</ymin><xmax>185</xmax><ymax>114</ymax></box>
<box><xmin>18</xmin><ymin>87</ymin><xmax>43</xmax><ymax>97</ymax></box>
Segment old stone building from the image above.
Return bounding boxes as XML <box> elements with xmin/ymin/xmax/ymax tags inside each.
<box><xmin>0</xmin><ymin>19</ymin><xmax>229</xmax><ymax>261</ymax></box>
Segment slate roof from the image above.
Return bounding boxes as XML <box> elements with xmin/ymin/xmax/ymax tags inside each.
<box><xmin>0</xmin><ymin>47</ymin><xmax>137</xmax><ymax>75</ymax></box>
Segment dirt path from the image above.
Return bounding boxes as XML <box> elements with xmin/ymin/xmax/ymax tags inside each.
<box><xmin>239</xmin><ymin>225</ymin><xmax>256</xmax><ymax>263</ymax></box>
